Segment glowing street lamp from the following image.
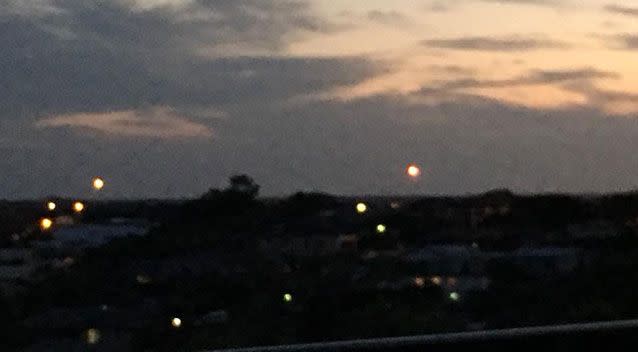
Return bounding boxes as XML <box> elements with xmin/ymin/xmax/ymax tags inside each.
<box><xmin>46</xmin><ymin>201</ymin><xmax>56</xmax><ymax>211</ymax></box>
<box><xmin>171</xmin><ymin>317</ymin><xmax>182</xmax><ymax>328</ymax></box>
<box><xmin>356</xmin><ymin>202</ymin><xmax>368</xmax><ymax>214</ymax></box>
<box><xmin>92</xmin><ymin>177</ymin><xmax>105</xmax><ymax>191</ymax></box>
<box><xmin>406</xmin><ymin>164</ymin><xmax>421</xmax><ymax>178</ymax></box>
<box><xmin>86</xmin><ymin>328</ymin><xmax>101</xmax><ymax>345</ymax></box>
<box><xmin>73</xmin><ymin>201</ymin><xmax>85</xmax><ymax>213</ymax></box>
<box><xmin>376</xmin><ymin>224</ymin><xmax>387</xmax><ymax>234</ymax></box>
<box><xmin>283</xmin><ymin>293</ymin><xmax>293</xmax><ymax>303</ymax></box>
<box><xmin>40</xmin><ymin>218</ymin><xmax>53</xmax><ymax>231</ymax></box>
<box><xmin>449</xmin><ymin>292</ymin><xmax>460</xmax><ymax>301</ymax></box>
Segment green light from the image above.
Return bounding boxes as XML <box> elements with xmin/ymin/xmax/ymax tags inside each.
<box><xmin>449</xmin><ymin>292</ymin><xmax>460</xmax><ymax>301</ymax></box>
<box><xmin>283</xmin><ymin>293</ymin><xmax>293</xmax><ymax>303</ymax></box>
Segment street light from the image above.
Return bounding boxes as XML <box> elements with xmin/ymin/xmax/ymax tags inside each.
<box><xmin>46</xmin><ymin>201</ymin><xmax>56</xmax><ymax>211</ymax></box>
<box><xmin>73</xmin><ymin>201</ymin><xmax>85</xmax><ymax>213</ymax></box>
<box><xmin>92</xmin><ymin>177</ymin><xmax>105</xmax><ymax>191</ymax></box>
<box><xmin>171</xmin><ymin>317</ymin><xmax>182</xmax><ymax>328</ymax></box>
<box><xmin>406</xmin><ymin>164</ymin><xmax>421</xmax><ymax>178</ymax></box>
<box><xmin>40</xmin><ymin>218</ymin><xmax>53</xmax><ymax>231</ymax></box>
<box><xmin>376</xmin><ymin>224</ymin><xmax>387</xmax><ymax>234</ymax></box>
<box><xmin>283</xmin><ymin>293</ymin><xmax>293</xmax><ymax>303</ymax></box>
<box><xmin>356</xmin><ymin>202</ymin><xmax>367</xmax><ymax>214</ymax></box>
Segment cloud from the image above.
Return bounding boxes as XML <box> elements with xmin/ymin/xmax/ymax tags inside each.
<box><xmin>435</xmin><ymin>68</ymin><xmax>619</xmax><ymax>90</ymax></box>
<box><xmin>481</xmin><ymin>0</ymin><xmax>558</xmax><ymax>6</ymax></box>
<box><xmin>35</xmin><ymin>107</ymin><xmax>213</xmax><ymax>138</ymax></box>
<box><xmin>427</xmin><ymin>0</ymin><xmax>565</xmax><ymax>12</ymax></box>
<box><xmin>607</xmin><ymin>34</ymin><xmax>638</xmax><ymax>49</ymax></box>
<box><xmin>428</xmin><ymin>65</ymin><xmax>478</xmax><ymax>76</ymax></box>
<box><xmin>367</xmin><ymin>10</ymin><xmax>411</xmax><ymax>26</ymax></box>
<box><xmin>0</xmin><ymin>0</ymin><xmax>381</xmax><ymax>118</ymax></box>
<box><xmin>604</xmin><ymin>4</ymin><xmax>638</xmax><ymax>17</ymax></box>
<box><xmin>422</xmin><ymin>36</ymin><xmax>569</xmax><ymax>51</ymax></box>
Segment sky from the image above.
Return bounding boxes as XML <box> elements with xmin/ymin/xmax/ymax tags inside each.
<box><xmin>3</xmin><ymin>0</ymin><xmax>638</xmax><ymax>199</ymax></box>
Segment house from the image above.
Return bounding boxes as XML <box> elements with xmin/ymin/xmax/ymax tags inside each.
<box><xmin>403</xmin><ymin>245</ymin><xmax>490</xmax><ymax>293</ymax></box>
<box><xmin>403</xmin><ymin>245</ymin><xmax>484</xmax><ymax>275</ymax></box>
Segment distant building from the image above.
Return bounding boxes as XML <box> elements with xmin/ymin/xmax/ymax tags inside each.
<box><xmin>37</xmin><ymin>221</ymin><xmax>148</xmax><ymax>250</ymax></box>
<box><xmin>259</xmin><ymin>233</ymin><xmax>359</xmax><ymax>257</ymax></box>
<box><xmin>568</xmin><ymin>221</ymin><xmax>620</xmax><ymax>240</ymax></box>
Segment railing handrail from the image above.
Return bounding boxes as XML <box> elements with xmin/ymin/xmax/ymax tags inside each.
<box><xmin>206</xmin><ymin>319</ymin><xmax>638</xmax><ymax>352</ymax></box>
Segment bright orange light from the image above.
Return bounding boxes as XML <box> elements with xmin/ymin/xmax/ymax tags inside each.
<box><xmin>92</xmin><ymin>177</ymin><xmax>104</xmax><ymax>190</ymax></box>
<box><xmin>40</xmin><ymin>218</ymin><xmax>53</xmax><ymax>231</ymax></box>
<box><xmin>46</xmin><ymin>201</ymin><xmax>56</xmax><ymax>211</ymax></box>
<box><xmin>73</xmin><ymin>201</ymin><xmax>85</xmax><ymax>213</ymax></box>
<box><xmin>407</xmin><ymin>164</ymin><xmax>421</xmax><ymax>178</ymax></box>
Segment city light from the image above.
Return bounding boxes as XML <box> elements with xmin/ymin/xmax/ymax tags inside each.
<box><xmin>414</xmin><ymin>276</ymin><xmax>425</xmax><ymax>288</ymax></box>
<box><xmin>40</xmin><ymin>218</ymin><xmax>53</xmax><ymax>231</ymax></box>
<box><xmin>86</xmin><ymin>328</ymin><xmax>101</xmax><ymax>345</ymax></box>
<box><xmin>431</xmin><ymin>276</ymin><xmax>442</xmax><ymax>286</ymax></box>
<box><xmin>449</xmin><ymin>292</ymin><xmax>460</xmax><ymax>301</ymax></box>
<box><xmin>283</xmin><ymin>293</ymin><xmax>293</xmax><ymax>303</ymax></box>
<box><xmin>73</xmin><ymin>201</ymin><xmax>85</xmax><ymax>213</ymax></box>
<box><xmin>376</xmin><ymin>224</ymin><xmax>387</xmax><ymax>234</ymax></box>
<box><xmin>406</xmin><ymin>164</ymin><xmax>421</xmax><ymax>178</ymax></box>
<box><xmin>171</xmin><ymin>317</ymin><xmax>182</xmax><ymax>328</ymax></box>
<box><xmin>92</xmin><ymin>177</ymin><xmax>105</xmax><ymax>190</ymax></box>
<box><xmin>356</xmin><ymin>202</ymin><xmax>368</xmax><ymax>214</ymax></box>
<box><xmin>46</xmin><ymin>201</ymin><xmax>56</xmax><ymax>211</ymax></box>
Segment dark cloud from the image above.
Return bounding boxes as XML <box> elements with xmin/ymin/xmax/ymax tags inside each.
<box><xmin>481</xmin><ymin>0</ymin><xmax>558</xmax><ymax>5</ymax></box>
<box><xmin>0</xmin><ymin>0</ymin><xmax>379</xmax><ymax>119</ymax></box>
<box><xmin>422</xmin><ymin>36</ymin><xmax>569</xmax><ymax>51</ymax></box>
<box><xmin>605</xmin><ymin>4</ymin><xmax>638</xmax><ymax>17</ymax></box>
<box><xmin>428</xmin><ymin>65</ymin><xmax>478</xmax><ymax>76</ymax></box>
<box><xmin>367</xmin><ymin>10</ymin><xmax>411</xmax><ymax>26</ymax></box>
<box><xmin>607</xmin><ymin>34</ymin><xmax>638</xmax><ymax>49</ymax></box>
<box><xmin>427</xmin><ymin>0</ymin><xmax>564</xmax><ymax>12</ymax></box>
<box><xmin>434</xmin><ymin>68</ymin><xmax>618</xmax><ymax>90</ymax></box>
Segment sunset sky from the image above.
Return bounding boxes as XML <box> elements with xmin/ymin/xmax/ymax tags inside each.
<box><xmin>3</xmin><ymin>0</ymin><xmax>638</xmax><ymax>198</ymax></box>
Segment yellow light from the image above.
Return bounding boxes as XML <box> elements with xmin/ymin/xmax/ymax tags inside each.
<box><xmin>92</xmin><ymin>177</ymin><xmax>105</xmax><ymax>190</ymax></box>
<box><xmin>171</xmin><ymin>317</ymin><xmax>182</xmax><ymax>328</ymax></box>
<box><xmin>40</xmin><ymin>218</ymin><xmax>53</xmax><ymax>231</ymax></box>
<box><xmin>86</xmin><ymin>328</ymin><xmax>101</xmax><ymax>345</ymax></box>
<box><xmin>449</xmin><ymin>292</ymin><xmax>460</xmax><ymax>301</ymax></box>
<box><xmin>46</xmin><ymin>201</ymin><xmax>56</xmax><ymax>211</ymax></box>
<box><xmin>356</xmin><ymin>202</ymin><xmax>367</xmax><ymax>214</ymax></box>
<box><xmin>407</xmin><ymin>164</ymin><xmax>421</xmax><ymax>178</ymax></box>
<box><xmin>73</xmin><ymin>201</ymin><xmax>85</xmax><ymax>213</ymax></box>
<box><xmin>376</xmin><ymin>224</ymin><xmax>387</xmax><ymax>234</ymax></box>
<box><xmin>283</xmin><ymin>293</ymin><xmax>293</xmax><ymax>303</ymax></box>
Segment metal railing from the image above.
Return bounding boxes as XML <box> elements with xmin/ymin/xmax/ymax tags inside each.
<box><xmin>207</xmin><ymin>319</ymin><xmax>638</xmax><ymax>352</ymax></box>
